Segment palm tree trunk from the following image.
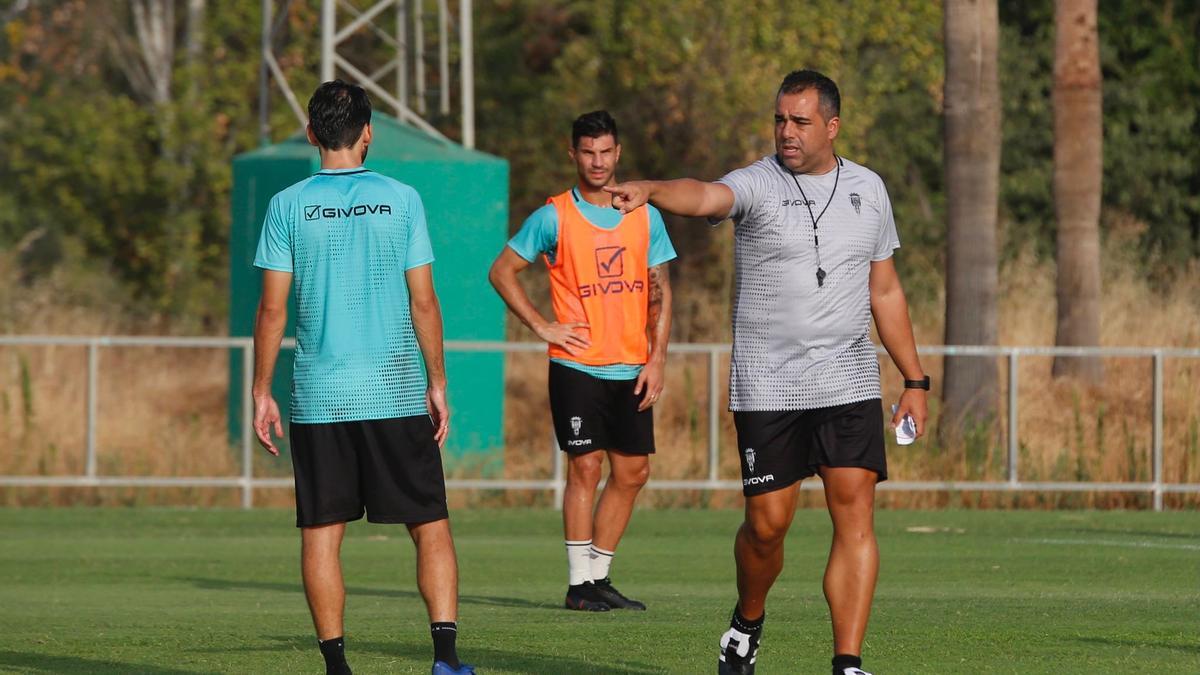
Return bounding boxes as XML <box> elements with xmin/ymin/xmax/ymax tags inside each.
<box><xmin>1052</xmin><ymin>0</ymin><xmax>1104</xmax><ymax>382</ymax></box>
<box><xmin>942</xmin><ymin>0</ymin><xmax>1001</xmax><ymax>438</ymax></box>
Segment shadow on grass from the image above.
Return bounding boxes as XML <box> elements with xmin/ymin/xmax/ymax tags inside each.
<box><xmin>182</xmin><ymin>577</ymin><xmax>553</xmax><ymax>610</ymax></box>
<box><xmin>0</xmin><ymin>650</ymin><xmax>203</xmax><ymax>674</ymax></box>
<box><xmin>354</xmin><ymin>638</ymin><xmax>665</xmax><ymax>674</ymax></box>
<box><xmin>186</xmin><ymin>635</ymin><xmax>664</xmax><ymax>673</ymax></box>
<box><xmin>1073</xmin><ymin>636</ymin><xmax>1200</xmax><ymax>654</ymax></box>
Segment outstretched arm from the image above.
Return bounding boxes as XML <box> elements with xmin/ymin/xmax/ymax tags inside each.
<box><xmin>487</xmin><ymin>247</ymin><xmax>591</xmax><ymax>355</ymax></box>
<box><xmin>604</xmin><ymin>179</ymin><xmax>735</xmax><ymax>219</ymax></box>
<box><xmin>635</xmin><ymin>263</ymin><xmax>673</xmax><ymax>411</ymax></box>
<box><xmin>408</xmin><ymin>264</ymin><xmax>450</xmax><ymax>447</ymax></box>
<box><xmin>869</xmin><ymin>257</ymin><xmax>928</xmax><ymax>438</ymax></box>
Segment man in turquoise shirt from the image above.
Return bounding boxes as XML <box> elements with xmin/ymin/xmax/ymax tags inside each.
<box><xmin>252</xmin><ymin>80</ymin><xmax>474</xmax><ymax>675</ymax></box>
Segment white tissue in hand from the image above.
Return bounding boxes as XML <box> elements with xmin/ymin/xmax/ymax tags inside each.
<box><xmin>891</xmin><ymin>404</ymin><xmax>916</xmax><ymax>446</ymax></box>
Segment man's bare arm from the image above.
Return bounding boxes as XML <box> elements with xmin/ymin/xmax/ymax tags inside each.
<box><xmin>605</xmin><ymin>179</ymin><xmax>735</xmax><ymax>220</ymax></box>
<box><xmin>253</xmin><ymin>271</ymin><xmax>291</xmax><ymax>395</ymax></box>
<box><xmin>646</xmin><ymin>263</ymin><xmax>672</xmax><ymax>364</ymax></box>
<box><xmin>488</xmin><ymin>246</ymin><xmax>590</xmax><ymax>355</ymax></box>
<box><xmin>407</xmin><ymin>264</ymin><xmax>447</xmax><ymax>388</ymax></box>
<box><xmin>252</xmin><ymin>269</ymin><xmax>291</xmax><ymax>454</ymax></box>
<box><xmin>635</xmin><ymin>263</ymin><xmax>673</xmax><ymax>411</ymax></box>
<box><xmin>869</xmin><ymin>257</ymin><xmax>928</xmax><ymax>436</ymax></box>
<box><xmin>488</xmin><ymin>247</ymin><xmax>548</xmax><ymax>335</ymax></box>
<box><xmin>408</xmin><ymin>263</ymin><xmax>450</xmax><ymax>446</ymax></box>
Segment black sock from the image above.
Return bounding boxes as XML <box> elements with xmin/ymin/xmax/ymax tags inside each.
<box><xmin>318</xmin><ymin>636</ymin><xmax>350</xmax><ymax>675</ymax></box>
<box><xmin>731</xmin><ymin>606</ymin><xmax>764</xmax><ymax>634</ymax></box>
<box><xmin>832</xmin><ymin>653</ymin><xmax>862</xmax><ymax>671</ymax></box>
<box><xmin>431</xmin><ymin>621</ymin><xmax>460</xmax><ymax>668</ymax></box>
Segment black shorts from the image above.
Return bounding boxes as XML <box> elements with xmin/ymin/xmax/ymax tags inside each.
<box><xmin>548</xmin><ymin>361</ymin><xmax>655</xmax><ymax>455</ymax></box>
<box><xmin>734</xmin><ymin>398</ymin><xmax>887</xmax><ymax>497</ymax></box>
<box><xmin>289</xmin><ymin>415</ymin><xmax>449</xmax><ymax>528</ymax></box>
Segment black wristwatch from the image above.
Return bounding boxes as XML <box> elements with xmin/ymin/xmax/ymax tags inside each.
<box><xmin>904</xmin><ymin>375</ymin><xmax>931</xmax><ymax>390</ymax></box>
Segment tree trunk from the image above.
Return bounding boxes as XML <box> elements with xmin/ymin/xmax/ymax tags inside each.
<box><xmin>1052</xmin><ymin>0</ymin><xmax>1104</xmax><ymax>382</ymax></box>
<box><xmin>942</xmin><ymin>0</ymin><xmax>1001</xmax><ymax>439</ymax></box>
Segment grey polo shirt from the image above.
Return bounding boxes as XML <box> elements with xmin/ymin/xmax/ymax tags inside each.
<box><xmin>717</xmin><ymin>155</ymin><xmax>900</xmax><ymax>411</ymax></box>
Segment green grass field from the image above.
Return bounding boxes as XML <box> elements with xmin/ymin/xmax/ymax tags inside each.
<box><xmin>0</xmin><ymin>508</ymin><xmax>1197</xmax><ymax>674</ymax></box>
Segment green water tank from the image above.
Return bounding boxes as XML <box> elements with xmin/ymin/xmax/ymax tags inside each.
<box><xmin>228</xmin><ymin>115</ymin><xmax>508</xmax><ymax>471</ymax></box>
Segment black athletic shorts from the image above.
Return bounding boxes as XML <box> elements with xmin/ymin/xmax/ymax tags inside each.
<box><xmin>548</xmin><ymin>361</ymin><xmax>655</xmax><ymax>455</ymax></box>
<box><xmin>733</xmin><ymin>398</ymin><xmax>886</xmax><ymax>497</ymax></box>
<box><xmin>289</xmin><ymin>415</ymin><xmax>449</xmax><ymax>528</ymax></box>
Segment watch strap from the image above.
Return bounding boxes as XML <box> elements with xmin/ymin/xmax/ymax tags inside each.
<box><xmin>904</xmin><ymin>375</ymin><xmax>931</xmax><ymax>390</ymax></box>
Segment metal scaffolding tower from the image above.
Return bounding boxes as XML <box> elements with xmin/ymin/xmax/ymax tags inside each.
<box><xmin>259</xmin><ymin>0</ymin><xmax>475</xmax><ymax>148</ymax></box>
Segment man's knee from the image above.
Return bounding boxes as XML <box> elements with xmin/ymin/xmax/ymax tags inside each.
<box><xmin>407</xmin><ymin>517</ymin><xmax>452</xmax><ymax>544</ymax></box>
<box><xmin>567</xmin><ymin>453</ymin><xmax>603</xmax><ymax>486</ymax></box>
<box><xmin>823</xmin><ymin>469</ymin><xmax>876</xmax><ymax>509</ymax></box>
<box><xmin>611</xmin><ymin>458</ymin><xmax>650</xmax><ymax>490</ymax></box>
<box><xmin>742</xmin><ymin>511</ymin><xmax>790</xmax><ymax>548</ymax></box>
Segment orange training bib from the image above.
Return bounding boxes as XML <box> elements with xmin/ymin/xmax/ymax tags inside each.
<box><xmin>545</xmin><ymin>190</ymin><xmax>651</xmax><ymax>366</ymax></box>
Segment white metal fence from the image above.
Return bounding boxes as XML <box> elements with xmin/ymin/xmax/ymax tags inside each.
<box><xmin>1</xmin><ymin>336</ymin><xmax>1198</xmax><ymax>510</ymax></box>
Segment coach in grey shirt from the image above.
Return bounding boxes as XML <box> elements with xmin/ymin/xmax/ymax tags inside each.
<box><xmin>606</xmin><ymin>70</ymin><xmax>928</xmax><ymax>675</ymax></box>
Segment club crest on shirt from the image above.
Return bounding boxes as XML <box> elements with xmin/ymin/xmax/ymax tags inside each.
<box><xmin>849</xmin><ymin>193</ymin><xmax>862</xmax><ymax>215</ymax></box>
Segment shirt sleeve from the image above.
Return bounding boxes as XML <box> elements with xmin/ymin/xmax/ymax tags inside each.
<box><xmin>647</xmin><ymin>205</ymin><xmax>678</xmax><ymax>267</ymax></box>
<box><xmin>507</xmin><ymin>203</ymin><xmax>559</xmax><ymax>263</ymax></box>
<box><xmin>872</xmin><ymin>178</ymin><xmax>901</xmax><ymax>261</ymax></box>
<box><xmin>253</xmin><ymin>194</ymin><xmax>294</xmax><ymax>272</ymax></box>
<box><xmin>405</xmin><ymin>188</ymin><xmax>436</xmax><ymax>269</ymax></box>
<box><xmin>713</xmin><ymin>163</ymin><xmax>767</xmax><ymax>225</ymax></box>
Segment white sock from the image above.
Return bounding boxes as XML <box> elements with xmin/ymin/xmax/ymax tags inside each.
<box><xmin>588</xmin><ymin>544</ymin><xmax>614</xmax><ymax>580</ymax></box>
<box><xmin>566</xmin><ymin>540</ymin><xmax>593</xmax><ymax>586</ymax></box>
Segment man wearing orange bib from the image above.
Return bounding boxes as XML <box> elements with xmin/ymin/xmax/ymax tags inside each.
<box><xmin>489</xmin><ymin>111</ymin><xmax>676</xmax><ymax>611</ymax></box>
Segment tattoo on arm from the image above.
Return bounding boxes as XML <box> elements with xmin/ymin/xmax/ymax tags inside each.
<box><xmin>648</xmin><ymin>264</ymin><xmax>667</xmax><ymax>317</ymax></box>
<box><xmin>646</xmin><ymin>264</ymin><xmax>672</xmax><ymax>360</ymax></box>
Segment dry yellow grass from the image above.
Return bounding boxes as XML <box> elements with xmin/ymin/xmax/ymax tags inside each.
<box><xmin>2</xmin><ymin>232</ymin><xmax>1197</xmax><ymax>508</ymax></box>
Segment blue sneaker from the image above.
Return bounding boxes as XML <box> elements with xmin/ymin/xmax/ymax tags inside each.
<box><xmin>432</xmin><ymin>661</ymin><xmax>476</xmax><ymax>675</ymax></box>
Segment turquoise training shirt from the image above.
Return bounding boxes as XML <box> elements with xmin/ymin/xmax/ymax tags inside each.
<box><xmin>507</xmin><ymin>187</ymin><xmax>677</xmax><ymax>381</ymax></box>
<box><xmin>254</xmin><ymin>167</ymin><xmax>435</xmax><ymax>424</ymax></box>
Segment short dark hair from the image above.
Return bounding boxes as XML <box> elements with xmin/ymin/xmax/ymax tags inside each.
<box><xmin>307</xmin><ymin>80</ymin><xmax>372</xmax><ymax>150</ymax></box>
<box><xmin>571</xmin><ymin>110</ymin><xmax>619</xmax><ymax>148</ymax></box>
<box><xmin>778</xmin><ymin>70</ymin><xmax>840</xmax><ymax>122</ymax></box>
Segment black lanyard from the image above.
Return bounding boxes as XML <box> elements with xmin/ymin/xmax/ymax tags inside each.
<box><xmin>784</xmin><ymin>155</ymin><xmax>840</xmax><ymax>287</ymax></box>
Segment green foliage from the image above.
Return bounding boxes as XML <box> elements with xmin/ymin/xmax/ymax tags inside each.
<box><xmin>0</xmin><ymin>1</ymin><xmax>1197</xmax><ymax>328</ymax></box>
<box><xmin>0</xmin><ymin>1</ymin><xmax>319</xmax><ymax>325</ymax></box>
<box><xmin>476</xmin><ymin>0</ymin><xmax>944</xmax><ymax>337</ymax></box>
<box><xmin>999</xmin><ymin>0</ymin><xmax>1200</xmax><ymax>265</ymax></box>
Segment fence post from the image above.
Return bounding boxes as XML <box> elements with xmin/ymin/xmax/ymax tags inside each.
<box><xmin>85</xmin><ymin>341</ymin><xmax>99</xmax><ymax>479</ymax></box>
<box><xmin>1007</xmin><ymin>351</ymin><xmax>1019</xmax><ymax>485</ymax></box>
<box><xmin>1152</xmin><ymin>351</ymin><xmax>1164</xmax><ymax>511</ymax></box>
<box><xmin>708</xmin><ymin>349</ymin><xmax>720</xmax><ymax>484</ymax></box>
<box><xmin>241</xmin><ymin>343</ymin><xmax>255</xmax><ymax>509</ymax></box>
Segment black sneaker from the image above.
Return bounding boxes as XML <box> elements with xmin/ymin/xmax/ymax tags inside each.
<box><xmin>834</xmin><ymin>668</ymin><xmax>872</xmax><ymax>675</ymax></box>
<box><xmin>564</xmin><ymin>582</ymin><xmax>611</xmax><ymax>611</ymax></box>
<box><xmin>592</xmin><ymin>577</ymin><xmax>647</xmax><ymax>610</ymax></box>
<box><xmin>717</xmin><ymin>625</ymin><xmax>760</xmax><ymax>675</ymax></box>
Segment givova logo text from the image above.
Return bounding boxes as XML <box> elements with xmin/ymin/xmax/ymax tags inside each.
<box><xmin>304</xmin><ymin>203</ymin><xmax>393</xmax><ymax>220</ymax></box>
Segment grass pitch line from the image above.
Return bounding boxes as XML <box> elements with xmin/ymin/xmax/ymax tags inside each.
<box><xmin>1010</xmin><ymin>537</ymin><xmax>1200</xmax><ymax>551</ymax></box>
